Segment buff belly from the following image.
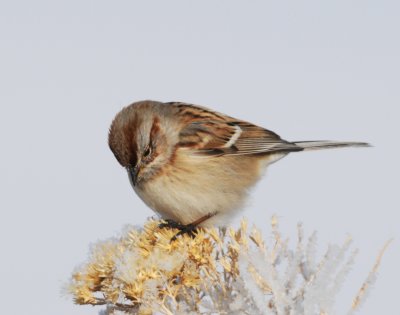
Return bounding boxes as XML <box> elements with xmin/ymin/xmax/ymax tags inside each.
<box><xmin>133</xmin><ymin>153</ymin><xmax>286</xmax><ymax>227</ymax></box>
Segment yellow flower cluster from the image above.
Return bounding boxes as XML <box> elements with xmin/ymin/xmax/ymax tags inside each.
<box><xmin>68</xmin><ymin>217</ymin><xmax>390</xmax><ymax>315</ymax></box>
<box><xmin>69</xmin><ymin>219</ymin><xmax>262</xmax><ymax>314</ymax></box>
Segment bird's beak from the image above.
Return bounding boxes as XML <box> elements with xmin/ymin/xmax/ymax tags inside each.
<box><xmin>128</xmin><ymin>165</ymin><xmax>140</xmax><ymax>186</ymax></box>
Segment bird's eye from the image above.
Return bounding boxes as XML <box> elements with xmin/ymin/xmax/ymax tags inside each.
<box><xmin>143</xmin><ymin>146</ymin><xmax>152</xmax><ymax>158</ymax></box>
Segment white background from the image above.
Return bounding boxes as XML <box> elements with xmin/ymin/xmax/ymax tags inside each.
<box><xmin>0</xmin><ymin>1</ymin><xmax>399</xmax><ymax>314</ymax></box>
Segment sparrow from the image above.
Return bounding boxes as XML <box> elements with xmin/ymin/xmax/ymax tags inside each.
<box><xmin>108</xmin><ymin>100</ymin><xmax>369</xmax><ymax>232</ymax></box>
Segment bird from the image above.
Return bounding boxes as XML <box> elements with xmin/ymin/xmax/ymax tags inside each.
<box><xmin>108</xmin><ymin>100</ymin><xmax>369</xmax><ymax>234</ymax></box>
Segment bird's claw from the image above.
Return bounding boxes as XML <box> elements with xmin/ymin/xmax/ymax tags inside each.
<box><xmin>170</xmin><ymin>224</ymin><xmax>197</xmax><ymax>242</ymax></box>
<box><xmin>158</xmin><ymin>219</ymin><xmax>197</xmax><ymax>242</ymax></box>
<box><xmin>158</xmin><ymin>212</ymin><xmax>217</xmax><ymax>242</ymax></box>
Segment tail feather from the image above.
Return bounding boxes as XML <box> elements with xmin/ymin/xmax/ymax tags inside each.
<box><xmin>293</xmin><ymin>141</ymin><xmax>371</xmax><ymax>151</ymax></box>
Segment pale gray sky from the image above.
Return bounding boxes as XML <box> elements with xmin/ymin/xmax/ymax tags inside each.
<box><xmin>0</xmin><ymin>1</ymin><xmax>399</xmax><ymax>314</ymax></box>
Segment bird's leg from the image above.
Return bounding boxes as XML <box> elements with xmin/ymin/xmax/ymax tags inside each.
<box><xmin>189</xmin><ymin>211</ymin><xmax>217</xmax><ymax>226</ymax></box>
<box><xmin>158</xmin><ymin>212</ymin><xmax>217</xmax><ymax>241</ymax></box>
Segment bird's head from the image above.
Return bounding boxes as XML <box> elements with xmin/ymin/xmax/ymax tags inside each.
<box><xmin>108</xmin><ymin>100</ymin><xmax>179</xmax><ymax>187</ymax></box>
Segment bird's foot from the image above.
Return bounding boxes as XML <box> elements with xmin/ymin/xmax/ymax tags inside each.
<box><xmin>170</xmin><ymin>224</ymin><xmax>197</xmax><ymax>242</ymax></box>
<box><xmin>158</xmin><ymin>219</ymin><xmax>188</xmax><ymax>230</ymax></box>
<box><xmin>158</xmin><ymin>219</ymin><xmax>197</xmax><ymax>241</ymax></box>
<box><xmin>158</xmin><ymin>212</ymin><xmax>217</xmax><ymax>242</ymax></box>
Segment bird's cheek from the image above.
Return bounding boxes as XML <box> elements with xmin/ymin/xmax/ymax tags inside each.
<box><xmin>140</xmin><ymin>161</ymin><xmax>161</xmax><ymax>182</ymax></box>
<box><xmin>139</xmin><ymin>165</ymin><xmax>154</xmax><ymax>183</ymax></box>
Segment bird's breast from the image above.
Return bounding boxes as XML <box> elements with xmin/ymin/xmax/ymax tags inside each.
<box><xmin>133</xmin><ymin>153</ymin><xmax>277</xmax><ymax>226</ymax></box>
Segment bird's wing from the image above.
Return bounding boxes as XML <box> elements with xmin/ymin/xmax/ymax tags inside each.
<box><xmin>170</xmin><ymin>102</ymin><xmax>302</xmax><ymax>156</ymax></box>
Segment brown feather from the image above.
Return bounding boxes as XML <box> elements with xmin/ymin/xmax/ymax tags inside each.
<box><xmin>174</xmin><ymin>103</ymin><xmax>301</xmax><ymax>156</ymax></box>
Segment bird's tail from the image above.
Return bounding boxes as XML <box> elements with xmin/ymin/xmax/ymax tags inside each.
<box><xmin>293</xmin><ymin>140</ymin><xmax>371</xmax><ymax>151</ymax></box>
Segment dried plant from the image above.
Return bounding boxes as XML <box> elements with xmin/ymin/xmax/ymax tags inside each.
<box><xmin>68</xmin><ymin>217</ymin><xmax>390</xmax><ymax>315</ymax></box>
